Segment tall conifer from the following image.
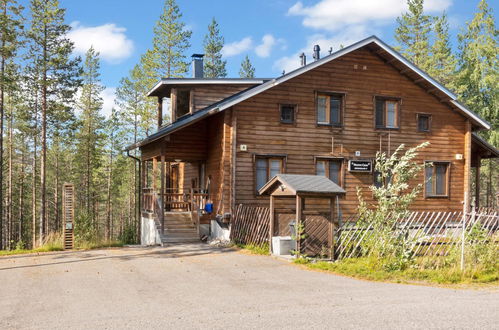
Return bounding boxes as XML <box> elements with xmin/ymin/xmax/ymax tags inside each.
<box><xmin>203</xmin><ymin>17</ymin><xmax>226</xmax><ymax>78</ymax></box>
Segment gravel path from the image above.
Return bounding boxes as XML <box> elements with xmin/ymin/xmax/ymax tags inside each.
<box><xmin>0</xmin><ymin>244</ymin><xmax>497</xmax><ymax>329</ymax></box>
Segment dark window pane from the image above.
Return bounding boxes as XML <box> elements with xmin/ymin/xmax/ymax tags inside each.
<box><xmin>177</xmin><ymin>90</ymin><xmax>190</xmax><ymax>117</ymax></box>
<box><xmin>425</xmin><ymin>166</ymin><xmax>433</xmax><ymax>195</ymax></box>
<box><xmin>317</xmin><ymin>95</ymin><xmax>327</xmax><ymax>123</ymax></box>
<box><xmin>375</xmin><ymin>99</ymin><xmax>384</xmax><ymax>127</ymax></box>
<box><xmin>269</xmin><ymin>159</ymin><xmax>282</xmax><ymax>179</ymax></box>
<box><xmin>256</xmin><ymin>159</ymin><xmax>267</xmax><ymax>191</ymax></box>
<box><xmin>435</xmin><ymin>164</ymin><xmax>447</xmax><ymax>195</ymax></box>
<box><xmin>330</xmin><ymin>97</ymin><xmax>341</xmax><ymax>125</ymax></box>
<box><xmin>280</xmin><ymin>105</ymin><xmax>295</xmax><ymax>123</ymax></box>
<box><xmin>316</xmin><ymin>161</ymin><xmax>326</xmax><ymax>177</ymax></box>
<box><xmin>374</xmin><ymin>171</ymin><xmax>382</xmax><ymax>188</ymax></box>
<box><xmin>329</xmin><ymin>160</ymin><xmax>341</xmax><ymax>185</ymax></box>
<box><xmin>386</xmin><ymin>101</ymin><xmax>397</xmax><ymax>128</ymax></box>
<box><xmin>418</xmin><ymin>115</ymin><xmax>430</xmax><ymax>131</ymax></box>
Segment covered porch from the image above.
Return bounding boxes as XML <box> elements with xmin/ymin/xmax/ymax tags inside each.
<box><xmin>133</xmin><ymin>110</ymin><xmax>235</xmax><ymax>244</ymax></box>
<box><xmin>471</xmin><ymin>133</ymin><xmax>499</xmax><ymax>209</ymax></box>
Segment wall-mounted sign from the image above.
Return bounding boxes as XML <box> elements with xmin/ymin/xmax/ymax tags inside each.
<box><xmin>348</xmin><ymin>160</ymin><xmax>372</xmax><ymax>173</ymax></box>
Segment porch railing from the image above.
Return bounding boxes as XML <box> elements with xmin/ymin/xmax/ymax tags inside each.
<box><xmin>142</xmin><ymin>187</ymin><xmax>209</xmax><ymax>236</ymax></box>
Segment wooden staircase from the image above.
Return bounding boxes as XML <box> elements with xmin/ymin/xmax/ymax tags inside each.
<box><xmin>157</xmin><ymin>212</ymin><xmax>200</xmax><ymax>245</ymax></box>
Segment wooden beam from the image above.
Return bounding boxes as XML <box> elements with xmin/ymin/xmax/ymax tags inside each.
<box><xmin>464</xmin><ymin>120</ymin><xmax>472</xmax><ymax>212</ymax></box>
<box><xmin>269</xmin><ymin>195</ymin><xmax>274</xmax><ymax>254</ymax></box>
<box><xmin>295</xmin><ymin>195</ymin><xmax>303</xmax><ymax>254</ymax></box>
<box><xmin>475</xmin><ymin>156</ymin><xmax>481</xmax><ymax>209</ymax></box>
<box><xmin>152</xmin><ymin>158</ymin><xmax>158</xmax><ymax>190</ymax></box>
<box><xmin>329</xmin><ymin>197</ymin><xmax>335</xmax><ymax>260</ymax></box>
<box><xmin>157</xmin><ymin>96</ymin><xmax>163</xmax><ymax>129</ymax></box>
<box><xmin>160</xmin><ymin>155</ymin><xmax>165</xmax><ymax>234</ymax></box>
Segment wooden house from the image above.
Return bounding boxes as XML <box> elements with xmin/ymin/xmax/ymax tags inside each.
<box><xmin>127</xmin><ymin>36</ymin><xmax>498</xmax><ymax>244</ymax></box>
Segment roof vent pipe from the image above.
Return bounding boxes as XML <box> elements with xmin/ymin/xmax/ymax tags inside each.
<box><xmin>313</xmin><ymin>45</ymin><xmax>320</xmax><ymax>61</ymax></box>
<box><xmin>299</xmin><ymin>52</ymin><xmax>306</xmax><ymax>66</ymax></box>
<box><xmin>191</xmin><ymin>54</ymin><xmax>204</xmax><ymax>78</ymax></box>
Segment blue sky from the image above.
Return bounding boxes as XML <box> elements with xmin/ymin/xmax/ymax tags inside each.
<box><xmin>19</xmin><ymin>0</ymin><xmax>497</xmax><ymax>115</ymax></box>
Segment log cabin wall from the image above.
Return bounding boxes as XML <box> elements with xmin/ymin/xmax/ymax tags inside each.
<box><xmin>205</xmin><ymin>110</ymin><xmax>234</xmax><ymax>216</ymax></box>
<box><xmin>192</xmin><ymin>85</ymin><xmax>254</xmax><ymax>112</ymax></box>
<box><xmin>234</xmin><ymin>47</ymin><xmax>467</xmax><ymax>216</ymax></box>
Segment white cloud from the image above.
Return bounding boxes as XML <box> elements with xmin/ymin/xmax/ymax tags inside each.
<box><xmin>101</xmin><ymin>87</ymin><xmax>117</xmax><ymax>118</ymax></box>
<box><xmin>255</xmin><ymin>34</ymin><xmax>276</xmax><ymax>58</ymax></box>
<box><xmin>68</xmin><ymin>22</ymin><xmax>134</xmax><ymax>63</ymax></box>
<box><xmin>288</xmin><ymin>0</ymin><xmax>452</xmax><ymax>31</ymax></box>
<box><xmin>222</xmin><ymin>37</ymin><xmax>253</xmax><ymax>57</ymax></box>
<box><xmin>273</xmin><ymin>26</ymin><xmax>371</xmax><ymax>74</ymax></box>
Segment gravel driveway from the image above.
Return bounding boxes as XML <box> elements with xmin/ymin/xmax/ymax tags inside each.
<box><xmin>0</xmin><ymin>244</ymin><xmax>497</xmax><ymax>329</ymax></box>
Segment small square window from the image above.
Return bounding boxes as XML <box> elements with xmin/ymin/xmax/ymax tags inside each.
<box><xmin>417</xmin><ymin>114</ymin><xmax>431</xmax><ymax>132</ymax></box>
<box><xmin>280</xmin><ymin>104</ymin><xmax>295</xmax><ymax>124</ymax></box>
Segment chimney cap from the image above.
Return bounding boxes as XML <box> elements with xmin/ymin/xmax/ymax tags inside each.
<box><xmin>192</xmin><ymin>53</ymin><xmax>204</xmax><ymax>58</ymax></box>
<box><xmin>313</xmin><ymin>45</ymin><xmax>320</xmax><ymax>51</ymax></box>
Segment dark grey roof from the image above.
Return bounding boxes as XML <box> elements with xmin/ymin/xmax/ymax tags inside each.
<box><xmin>472</xmin><ymin>132</ymin><xmax>499</xmax><ymax>158</ymax></box>
<box><xmin>259</xmin><ymin>174</ymin><xmax>346</xmax><ymax>196</ymax></box>
<box><xmin>126</xmin><ymin>35</ymin><xmax>491</xmax><ymax>151</ymax></box>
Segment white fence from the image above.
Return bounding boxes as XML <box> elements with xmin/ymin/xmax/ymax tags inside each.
<box><xmin>335</xmin><ymin>208</ymin><xmax>499</xmax><ymax>261</ymax></box>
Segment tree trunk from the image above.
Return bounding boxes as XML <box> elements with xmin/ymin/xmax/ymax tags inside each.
<box><xmin>54</xmin><ymin>149</ymin><xmax>59</xmax><ymax>232</ymax></box>
<box><xmin>19</xmin><ymin>148</ymin><xmax>24</xmax><ymax>244</ymax></box>
<box><xmin>40</xmin><ymin>29</ymin><xmax>48</xmax><ymax>246</ymax></box>
<box><xmin>0</xmin><ymin>3</ymin><xmax>5</xmax><ymax>249</ymax></box>
<box><xmin>106</xmin><ymin>148</ymin><xmax>113</xmax><ymax>241</ymax></box>
<box><xmin>7</xmin><ymin>97</ymin><xmax>13</xmax><ymax>249</ymax></box>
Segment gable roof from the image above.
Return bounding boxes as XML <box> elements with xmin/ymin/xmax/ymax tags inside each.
<box><xmin>472</xmin><ymin>133</ymin><xmax>499</xmax><ymax>159</ymax></box>
<box><xmin>259</xmin><ymin>174</ymin><xmax>346</xmax><ymax>196</ymax></box>
<box><xmin>126</xmin><ymin>35</ymin><xmax>491</xmax><ymax>151</ymax></box>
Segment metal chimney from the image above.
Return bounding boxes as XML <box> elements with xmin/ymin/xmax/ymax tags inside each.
<box><xmin>191</xmin><ymin>54</ymin><xmax>204</xmax><ymax>78</ymax></box>
<box><xmin>299</xmin><ymin>52</ymin><xmax>307</xmax><ymax>66</ymax></box>
<box><xmin>313</xmin><ymin>45</ymin><xmax>320</xmax><ymax>61</ymax></box>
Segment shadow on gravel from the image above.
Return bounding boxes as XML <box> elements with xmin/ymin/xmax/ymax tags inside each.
<box><xmin>0</xmin><ymin>243</ymin><xmax>234</xmax><ymax>271</ymax></box>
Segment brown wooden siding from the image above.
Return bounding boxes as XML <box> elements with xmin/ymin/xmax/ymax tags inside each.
<box><xmin>192</xmin><ymin>85</ymin><xmax>253</xmax><ymax>112</ymax></box>
<box><xmin>234</xmin><ymin>47</ymin><xmax>467</xmax><ymax>216</ymax></box>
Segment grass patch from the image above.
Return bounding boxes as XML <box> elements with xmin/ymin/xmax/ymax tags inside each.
<box><xmin>75</xmin><ymin>240</ymin><xmax>124</xmax><ymax>250</ymax></box>
<box><xmin>301</xmin><ymin>256</ymin><xmax>499</xmax><ymax>285</ymax></box>
<box><xmin>236</xmin><ymin>243</ymin><xmax>270</xmax><ymax>255</ymax></box>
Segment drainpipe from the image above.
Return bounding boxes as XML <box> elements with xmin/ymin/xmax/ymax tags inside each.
<box><xmin>127</xmin><ymin>149</ymin><xmax>141</xmax><ymax>243</ymax></box>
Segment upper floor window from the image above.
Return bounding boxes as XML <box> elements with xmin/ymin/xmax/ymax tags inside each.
<box><xmin>417</xmin><ymin>113</ymin><xmax>431</xmax><ymax>132</ymax></box>
<box><xmin>255</xmin><ymin>156</ymin><xmax>285</xmax><ymax>192</ymax></box>
<box><xmin>425</xmin><ymin>162</ymin><xmax>450</xmax><ymax>197</ymax></box>
<box><xmin>375</xmin><ymin>97</ymin><xmax>400</xmax><ymax>129</ymax></box>
<box><xmin>317</xmin><ymin>93</ymin><xmax>343</xmax><ymax>126</ymax></box>
<box><xmin>280</xmin><ymin>104</ymin><xmax>296</xmax><ymax>124</ymax></box>
<box><xmin>316</xmin><ymin>158</ymin><xmax>343</xmax><ymax>186</ymax></box>
<box><xmin>176</xmin><ymin>89</ymin><xmax>191</xmax><ymax>118</ymax></box>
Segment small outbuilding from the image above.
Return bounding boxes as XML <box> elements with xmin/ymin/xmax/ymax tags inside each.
<box><xmin>259</xmin><ymin>174</ymin><xmax>345</xmax><ymax>257</ymax></box>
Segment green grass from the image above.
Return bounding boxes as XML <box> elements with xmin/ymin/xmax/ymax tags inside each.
<box><xmin>236</xmin><ymin>243</ymin><xmax>270</xmax><ymax>255</ymax></box>
<box><xmin>0</xmin><ymin>240</ymin><xmax>125</xmax><ymax>257</ymax></box>
<box><xmin>296</xmin><ymin>256</ymin><xmax>499</xmax><ymax>285</ymax></box>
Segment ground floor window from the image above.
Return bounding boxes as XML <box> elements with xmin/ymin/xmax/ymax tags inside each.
<box><xmin>316</xmin><ymin>158</ymin><xmax>343</xmax><ymax>186</ymax></box>
<box><xmin>425</xmin><ymin>162</ymin><xmax>450</xmax><ymax>197</ymax></box>
<box><xmin>255</xmin><ymin>156</ymin><xmax>285</xmax><ymax>191</ymax></box>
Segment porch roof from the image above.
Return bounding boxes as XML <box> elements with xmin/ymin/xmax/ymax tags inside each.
<box><xmin>472</xmin><ymin>133</ymin><xmax>499</xmax><ymax>159</ymax></box>
<box><xmin>259</xmin><ymin>174</ymin><xmax>346</xmax><ymax>197</ymax></box>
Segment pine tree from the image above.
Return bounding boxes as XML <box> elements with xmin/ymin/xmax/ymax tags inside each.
<box><xmin>75</xmin><ymin>47</ymin><xmax>105</xmax><ymax>231</ymax></box>
<box><xmin>203</xmin><ymin>17</ymin><xmax>227</xmax><ymax>78</ymax></box>
<box><xmin>457</xmin><ymin>0</ymin><xmax>498</xmax><ymax>143</ymax></box>
<box><xmin>239</xmin><ymin>55</ymin><xmax>255</xmax><ymax>78</ymax></box>
<box><xmin>26</xmin><ymin>0</ymin><xmax>81</xmax><ymax>245</ymax></box>
<box><xmin>456</xmin><ymin>0</ymin><xmax>498</xmax><ymax>208</ymax></box>
<box><xmin>0</xmin><ymin>0</ymin><xmax>23</xmax><ymax>250</ymax></box>
<box><xmin>427</xmin><ymin>13</ymin><xmax>457</xmax><ymax>89</ymax></box>
<box><xmin>395</xmin><ymin>0</ymin><xmax>433</xmax><ymax>72</ymax></box>
<box><xmin>142</xmin><ymin>0</ymin><xmax>192</xmax><ymax>80</ymax></box>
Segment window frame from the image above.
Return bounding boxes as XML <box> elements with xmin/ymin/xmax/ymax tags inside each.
<box><xmin>315</xmin><ymin>91</ymin><xmax>345</xmax><ymax>127</ymax></box>
<box><xmin>279</xmin><ymin>104</ymin><xmax>297</xmax><ymax>125</ymax></box>
<box><xmin>424</xmin><ymin>161</ymin><xmax>451</xmax><ymax>198</ymax></box>
<box><xmin>416</xmin><ymin>113</ymin><xmax>432</xmax><ymax>133</ymax></box>
<box><xmin>374</xmin><ymin>96</ymin><xmax>401</xmax><ymax>130</ymax></box>
<box><xmin>254</xmin><ymin>154</ymin><xmax>286</xmax><ymax>194</ymax></box>
<box><xmin>171</xmin><ymin>88</ymin><xmax>193</xmax><ymax>121</ymax></box>
<box><xmin>314</xmin><ymin>157</ymin><xmax>344</xmax><ymax>187</ymax></box>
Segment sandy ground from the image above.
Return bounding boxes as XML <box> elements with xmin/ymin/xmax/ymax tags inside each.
<box><xmin>0</xmin><ymin>243</ymin><xmax>497</xmax><ymax>329</ymax></box>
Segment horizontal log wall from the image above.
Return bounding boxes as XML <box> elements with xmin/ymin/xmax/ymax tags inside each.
<box><xmin>234</xmin><ymin>47</ymin><xmax>467</xmax><ymax>216</ymax></box>
<box><xmin>193</xmin><ymin>85</ymin><xmax>254</xmax><ymax>112</ymax></box>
